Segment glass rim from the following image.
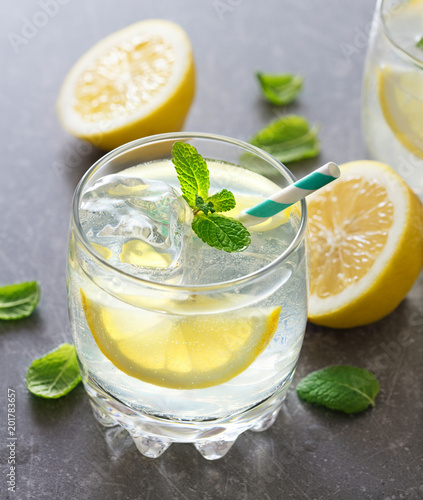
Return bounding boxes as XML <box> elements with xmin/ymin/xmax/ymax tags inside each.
<box><xmin>71</xmin><ymin>132</ymin><xmax>307</xmax><ymax>292</ymax></box>
<box><xmin>378</xmin><ymin>0</ymin><xmax>423</xmax><ymax>69</ymax></box>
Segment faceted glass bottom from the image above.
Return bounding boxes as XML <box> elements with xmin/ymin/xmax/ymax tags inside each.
<box><xmin>85</xmin><ymin>372</ymin><xmax>294</xmax><ymax>460</ymax></box>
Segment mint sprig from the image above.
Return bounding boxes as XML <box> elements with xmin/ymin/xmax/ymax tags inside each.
<box><xmin>249</xmin><ymin>115</ymin><xmax>320</xmax><ymax>163</ymax></box>
<box><xmin>0</xmin><ymin>281</ymin><xmax>40</xmax><ymax>320</ymax></box>
<box><xmin>416</xmin><ymin>36</ymin><xmax>423</xmax><ymax>51</ymax></box>
<box><xmin>256</xmin><ymin>72</ymin><xmax>304</xmax><ymax>105</ymax></box>
<box><xmin>26</xmin><ymin>343</ymin><xmax>81</xmax><ymax>399</ymax></box>
<box><xmin>297</xmin><ymin>366</ymin><xmax>380</xmax><ymax>414</ymax></box>
<box><xmin>171</xmin><ymin>142</ymin><xmax>251</xmax><ymax>252</ymax></box>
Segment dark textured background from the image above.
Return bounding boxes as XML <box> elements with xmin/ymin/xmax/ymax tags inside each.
<box><xmin>1</xmin><ymin>1</ymin><xmax>422</xmax><ymax>499</ymax></box>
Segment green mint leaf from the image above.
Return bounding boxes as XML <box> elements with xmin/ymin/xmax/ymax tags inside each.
<box><xmin>171</xmin><ymin>142</ymin><xmax>210</xmax><ymax>208</ymax></box>
<box><xmin>249</xmin><ymin>115</ymin><xmax>320</xmax><ymax>163</ymax></box>
<box><xmin>195</xmin><ymin>194</ymin><xmax>215</xmax><ymax>215</ymax></box>
<box><xmin>0</xmin><ymin>281</ymin><xmax>40</xmax><ymax>320</ymax></box>
<box><xmin>256</xmin><ymin>72</ymin><xmax>304</xmax><ymax>105</ymax></box>
<box><xmin>171</xmin><ymin>143</ymin><xmax>251</xmax><ymax>252</ymax></box>
<box><xmin>206</xmin><ymin>189</ymin><xmax>236</xmax><ymax>212</ymax></box>
<box><xmin>417</xmin><ymin>36</ymin><xmax>423</xmax><ymax>51</ymax></box>
<box><xmin>192</xmin><ymin>213</ymin><xmax>251</xmax><ymax>253</ymax></box>
<box><xmin>297</xmin><ymin>366</ymin><xmax>380</xmax><ymax>414</ymax></box>
<box><xmin>26</xmin><ymin>343</ymin><xmax>81</xmax><ymax>399</ymax></box>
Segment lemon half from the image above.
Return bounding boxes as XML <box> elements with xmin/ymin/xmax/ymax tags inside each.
<box><xmin>57</xmin><ymin>20</ymin><xmax>195</xmax><ymax>150</ymax></box>
<box><xmin>308</xmin><ymin>160</ymin><xmax>423</xmax><ymax>328</ymax></box>
<box><xmin>81</xmin><ymin>289</ymin><xmax>281</xmax><ymax>389</ymax></box>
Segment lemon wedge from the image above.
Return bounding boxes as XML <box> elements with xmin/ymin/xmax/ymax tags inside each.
<box><xmin>81</xmin><ymin>289</ymin><xmax>281</xmax><ymax>389</ymax></box>
<box><xmin>378</xmin><ymin>65</ymin><xmax>423</xmax><ymax>158</ymax></box>
<box><xmin>308</xmin><ymin>160</ymin><xmax>423</xmax><ymax>328</ymax></box>
<box><xmin>57</xmin><ymin>20</ymin><xmax>195</xmax><ymax>150</ymax></box>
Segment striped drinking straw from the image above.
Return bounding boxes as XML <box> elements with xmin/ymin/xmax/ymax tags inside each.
<box><xmin>236</xmin><ymin>162</ymin><xmax>340</xmax><ymax>227</ymax></box>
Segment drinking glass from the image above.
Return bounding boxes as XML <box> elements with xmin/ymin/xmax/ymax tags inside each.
<box><xmin>362</xmin><ymin>0</ymin><xmax>423</xmax><ymax>198</ymax></box>
<box><xmin>67</xmin><ymin>133</ymin><xmax>308</xmax><ymax>460</ymax></box>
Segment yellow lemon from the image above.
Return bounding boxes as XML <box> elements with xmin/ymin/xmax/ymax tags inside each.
<box><xmin>81</xmin><ymin>289</ymin><xmax>281</xmax><ymax>389</ymax></box>
<box><xmin>378</xmin><ymin>65</ymin><xmax>423</xmax><ymax>158</ymax></box>
<box><xmin>57</xmin><ymin>20</ymin><xmax>195</xmax><ymax>150</ymax></box>
<box><xmin>308</xmin><ymin>160</ymin><xmax>423</xmax><ymax>328</ymax></box>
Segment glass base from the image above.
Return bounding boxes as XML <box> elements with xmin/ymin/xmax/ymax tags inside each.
<box><xmin>85</xmin><ymin>373</ymin><xmax>293</xmax><ymax>460</ymax></box>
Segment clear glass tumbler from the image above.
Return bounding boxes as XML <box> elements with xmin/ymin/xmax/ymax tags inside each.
<box><xmin>362</xmin><ymin>0</ymin><xmax>423</xmax><ymax>198</ymax></box>
<box><xmin>67</xmin><ymin>133</ymin><xmax>308</xmax><ymax>460</ymax></box>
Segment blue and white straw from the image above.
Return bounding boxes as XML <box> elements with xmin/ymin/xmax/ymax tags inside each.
<box><xmin>237</xmin><ymin>162</ymin><xmax>340</xmax><ymax>227</ymax></box>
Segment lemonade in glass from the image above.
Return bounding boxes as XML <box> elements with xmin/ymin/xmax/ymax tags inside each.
<box><xmin>362</xmin><ymin>0</ymin><xmax>423</xmax><ymax>197</ymax></box>
<box><xmin>67</xmin><ymin>133</ymin><xmax>307</xmax><ymax>460</ymax></box>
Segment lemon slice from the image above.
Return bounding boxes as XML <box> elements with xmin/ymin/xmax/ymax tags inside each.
<box><xmin>227</xmin><ymin>194</ymin><xmax>291</xmax><ymax>231</ymax></box>
<box><xmin>81</xmin><ymin>289</ymin><xmax>281</xmax><ymax>389</ymax></box>
<box><xmin>308</xmin><ymin>160</ymin><xmax>423</xmax><ymax>328</ymax></box>
<box><xmin>57</xmin><ymin>20</ymin><xmax>195</xmax><ymax>150</ymax></box>
<box><xmin>378</xmin><ymin>65</ymin><xmax>423</xmax><ymax>158</ymax></box>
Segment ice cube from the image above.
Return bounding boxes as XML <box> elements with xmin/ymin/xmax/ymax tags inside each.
<box><xmin>79</xmin><ymin>173</ymin><xmax>192</xmax><ymax>282</ymax></box>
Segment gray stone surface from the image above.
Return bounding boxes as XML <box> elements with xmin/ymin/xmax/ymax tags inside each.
<box><xmin>1</xmin><ymin>0</ymin><xmax>422</xmax><ymax>499</ymax></box>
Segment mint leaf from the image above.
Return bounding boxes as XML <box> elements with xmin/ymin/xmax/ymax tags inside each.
<box><xmin>256</xmin><ymin>72</ymin><xmax>303</xmax><ymax>105</ymax></box>
<box><xmin>297</xmin><ymin>366</ymin><xmax>380</xmax><ymax>414</ymax></box>
<box><xmin>417</xmin><ymin>36</ymin><xmax>423</xmax><ymax>51</ymax></box>
<box><xmin>171</xmin><ymin>142</ymin><xmax>210</xmax><ymax>208</ymax></box>
<box><xmin>0</xmin><ymin>281</ymin><xmax>40</xmax><ymax>320</ymax></box>
<box><xmin>192</xmin><ymin>213</ymin><xmax>251</xmax><ymax>252</ymax></box>
<box><xmin>171</xmin><ymin>142</ymin><xmax>251</xmax><ymax>252</ymax></box>
<box><xmin>249</xmin><ymin>115</ymin><xmax>320</xmax><ymax>163</ymax></box>
<box><xmin>206</xmin><ymin>189</ymin><xmax>236</xmax><ymax>212</ymax></box>
<box><xmin>195</xmin><ymin>195</ymin><xmax>215</xmax><ymax>215</ymax></box>
<box><xmin>26</xmin><ymin>343</ymin><xmax>81</xmax><ymax>399</ymax></box>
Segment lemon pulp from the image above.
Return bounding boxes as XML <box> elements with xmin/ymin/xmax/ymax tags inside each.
<box><xmin>74</xmin><ymin>36</ymin><xmax>175</xmax><ymax>123</ymax></box>
<box><xmin>309</xmin><ymin>175</ymin><xmax>393</xmax><ymax>298</ymax></box>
